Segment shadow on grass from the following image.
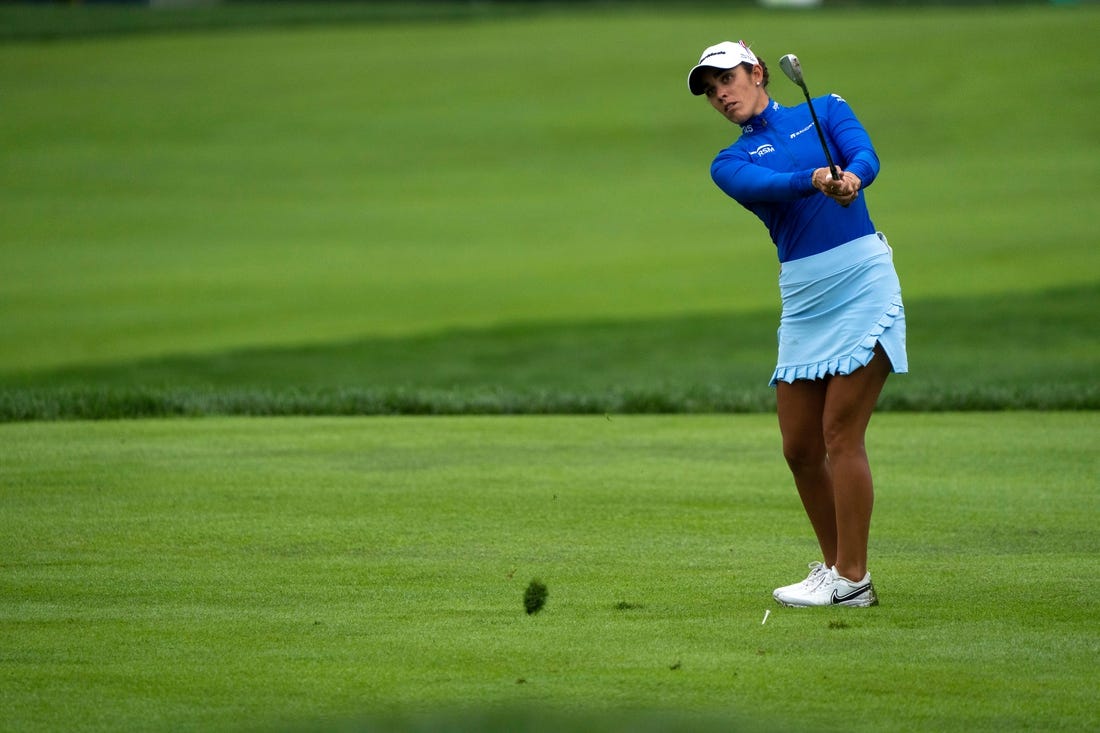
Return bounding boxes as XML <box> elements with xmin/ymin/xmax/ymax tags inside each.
<box><xmin>276</xmin><ymin>705</ymin><xmax>779</xmax><ymax>733</ymax></box>
<box><xmin>1</xmin><ymin>284</ymin><xmax>1097</xmax><ymax>419</ymax></box>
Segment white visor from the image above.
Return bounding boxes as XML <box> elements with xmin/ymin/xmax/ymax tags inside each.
<box><xmin>687</xmin><ymin>40</ymin><xmax>759</xmax><ymax>95</ymax></box>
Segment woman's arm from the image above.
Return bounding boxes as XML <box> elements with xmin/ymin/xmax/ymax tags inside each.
<box><xmin>825</xmin><ymin>93</ymin><xmax>880</xmax><ymax>189</ymax></box>
<box><xmin>711</xmin><ymin>148</ymin><xmax>816</xmax><ymax>204</ymax></box>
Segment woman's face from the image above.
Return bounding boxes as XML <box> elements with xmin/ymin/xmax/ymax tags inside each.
<box><xmin>702</xmin><ymin>65</ymin><xmax>766</xmax><ymax>125</ymax></box>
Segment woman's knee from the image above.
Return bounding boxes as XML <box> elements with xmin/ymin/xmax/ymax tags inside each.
<box><xmin>782</xmin><ymin>434</ymin><xmax>827</xmax><ymax>473</ymax></box>
<box><xmin>822</xmin><ymin>417</ymin><xmax>868</xmax><ymax>460</ymax></box>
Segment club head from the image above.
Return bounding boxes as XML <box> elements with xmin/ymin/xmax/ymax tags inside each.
<box><xmin>779</xmin><ymin>54</ymin><xmax>805</xmax><ymax>86</ymax></box>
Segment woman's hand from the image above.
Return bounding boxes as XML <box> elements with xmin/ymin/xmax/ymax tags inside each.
<box><xmin>812</xmin><ymin>167</ymin><xmax>861</xmax><ymax>206</ymax></box>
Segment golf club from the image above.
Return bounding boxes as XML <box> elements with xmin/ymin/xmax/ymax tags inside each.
<box><xmin>778</xmin><ymin>53</ymin><xmax>839</xmax><ymax>182</ymax></box>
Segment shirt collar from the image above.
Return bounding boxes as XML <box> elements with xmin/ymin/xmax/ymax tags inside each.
<box><xmin>741</xmin><ymin>98</ymin><xmax>782</xmax><ymax>131</ymax></box>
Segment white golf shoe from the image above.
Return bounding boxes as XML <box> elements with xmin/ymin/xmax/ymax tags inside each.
<box><xmin>771</xmin><ymin>561</ymin><xmax>830</xmax><ymax>600</ymax></box>
<box><xmin>773</xmin><ymin>565</ymin><xmax>878</xmax><ymax>608</ymax></box>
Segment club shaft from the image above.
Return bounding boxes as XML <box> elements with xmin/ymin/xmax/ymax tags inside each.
<box><xmin>799</xmin><ymin>85</ymin><xmax>839</xmax><ymax>180</ymax></box>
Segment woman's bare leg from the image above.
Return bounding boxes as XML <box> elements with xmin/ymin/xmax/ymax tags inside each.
<box><xmin>821</xmin><ymin>344</ymin><xmax>892</xmax><ymax>580</ymax></box>
<box><xmin>775</xmin><ymin>344</ymin><xmax>893</xmax><ymax>579</ymax></box>
<box><xmin>776</xmin><ymin>378</ymin><xmax>836</xmax><ymax>567</ymax></box>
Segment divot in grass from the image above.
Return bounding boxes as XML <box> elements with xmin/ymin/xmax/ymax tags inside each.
<box><xmin>524</xmin><ymin>579</ymin><xmax>548</xmax><ymax>615</ymax></box>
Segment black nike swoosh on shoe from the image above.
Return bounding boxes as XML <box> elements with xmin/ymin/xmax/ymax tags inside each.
<box><xmin>831</xmin><ymin>584</ymin><xmax>873</xmax><ymax>604</ymax></box>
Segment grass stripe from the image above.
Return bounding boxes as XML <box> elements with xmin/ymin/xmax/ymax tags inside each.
<box><xmin>2</xmin><ymin>414</ymin><xmax>1097</xmax><ymax>731</ymax></box>
<box><xmin>3</xmin><ymin>285</ymin><xmax>1097</xmax><ymax>419</ymax></box>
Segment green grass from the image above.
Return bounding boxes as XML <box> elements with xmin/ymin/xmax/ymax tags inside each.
<box><xmin>2</xmin><ymin>413</ymin><xmax>1098</xmax><ymax>732</ymax></box>
<box><xmin>2</xmin><ymin>284</ymin><xmax>1097</xmax><ymax>419</ymax></box>
<box><xmin>0</xmin><ymin>2</ymin><xmax>526</xmax><ymax>41</ymax></box>
<box><xmin>2</xmin><ymin>4</ymin><xmax>1099</xmax><ymax>417</ymax></box>
<box><xmin>2</xmin><ymin>7</ymin><xmax>1096</xmax><ymax>731</ymax></box>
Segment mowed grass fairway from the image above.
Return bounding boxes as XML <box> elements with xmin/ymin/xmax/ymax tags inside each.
<box><xmin>1</xmin><ymin>3</ymin><xmax>1098</xmax><ymax>415</ymax></box>
<box><xmin>2</xmin><ymin>3</ymin><xmax>1099</xmax><ymax>732</ymax></box>
<box><xmin>3</xmin><ymin>414</ymin><xmax>1098</xmax><ymax>732</ymax></box>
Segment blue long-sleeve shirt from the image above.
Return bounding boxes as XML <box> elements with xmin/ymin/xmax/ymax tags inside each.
<box><xmin>710</xmin><ymin>94</ymin><xmax>880</xmax><ymax>263</ymax></box>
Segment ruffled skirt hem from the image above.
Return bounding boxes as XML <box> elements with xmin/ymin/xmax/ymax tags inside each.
<box><xmin>770</xmin><ymin>302</ymin><xmax>906</xmax><ymax>386</ymax></box>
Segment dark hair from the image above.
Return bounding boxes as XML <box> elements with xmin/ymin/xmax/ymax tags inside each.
<box><xmin>741</xmin><ymin>59</ymin><xmax>770</xmax><ymax>88</ymax></box>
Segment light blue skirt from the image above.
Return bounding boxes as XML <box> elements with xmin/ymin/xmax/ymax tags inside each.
<box><xmin>770</xmin><ymin>232</ymin><xmax>908</xmax><ymax>386</ymax></box>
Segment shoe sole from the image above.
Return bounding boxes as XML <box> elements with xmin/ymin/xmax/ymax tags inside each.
<box><xmin>773</xmin><ymin>594</ymin><xmax>880</xmax><ymax>608</ymax></box>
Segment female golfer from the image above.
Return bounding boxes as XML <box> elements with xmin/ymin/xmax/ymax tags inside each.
<box><xmin>687</xmin><ymin>41</ymin><xmax>907</xmax><ymax>607</ymax></box>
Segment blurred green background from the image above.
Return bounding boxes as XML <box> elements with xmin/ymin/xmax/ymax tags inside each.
<box><xmin>2</xmin><ymin>1</ymin><xmax>1098</xmax><ymax>417</ymax></box>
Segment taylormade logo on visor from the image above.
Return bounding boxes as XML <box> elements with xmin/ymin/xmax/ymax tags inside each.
<box><xmin>695</xmin><ymin>41</ymin><xmax>757</xmax><ymax>67</ymax></box>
